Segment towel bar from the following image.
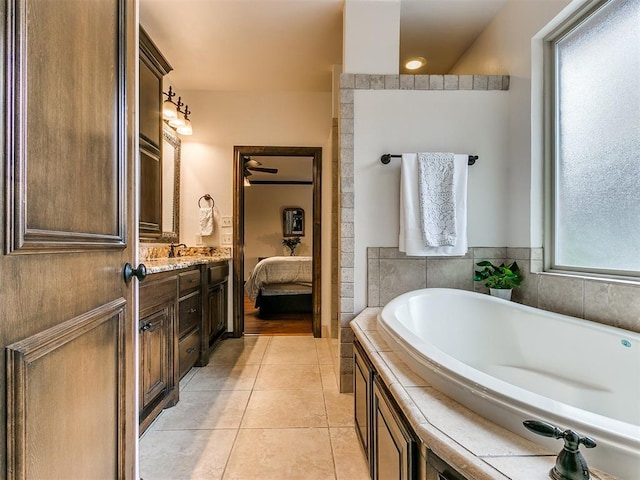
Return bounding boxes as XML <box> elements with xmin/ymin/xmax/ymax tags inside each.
<box><xmin>198</xmin><ymin>194</ymin><xmax>215</xmax><ymax>208</ymax></box>
<box><xmin>380</xmin><ymin>153</ymin><xmax>478</xmax><ymax>166</ymax></box>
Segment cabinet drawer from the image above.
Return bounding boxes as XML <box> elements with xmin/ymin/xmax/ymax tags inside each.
<box><xmin>179</xmin><ymin>269</ymin><xmax>201</xmax><ymax>294</ymax></box>
<box><xmin>179</xmin><ymin>292</ymin><xmax>201</xmax><ymax>337</ymax></box>
<box><xmin>208</xmin><ymin>263</ymin><xmax>229</xmax><ymax>284</ymax></box>
<box><xmin>179</xmin><ymin>329</ymin><xmax>201</xmax><ymax>379</ymax></box>
<box><xmin>140</xmin><ymin>275</ymin><xmax>177</xmax><ymax>310</ymax></box>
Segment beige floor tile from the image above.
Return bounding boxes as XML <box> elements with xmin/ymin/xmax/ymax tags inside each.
<box><xmin>330</xmin><ymin>427</ymin><xmax>370</xmax><ymax>480</ymax></box>
<box><xmin>324</xmin><ymin>390</ymin><xmax>355</xmax><ymax>427</ymax></box>
<box><xmin>223</xmin><ymin>428</ymin><xmax>335</xmax><ymax>480</ymax></box>
<box><xmin>320</xmin><ymin>364</ymin><xmax>340</xmax><ymax>392</ymax></box>
<box><xmin>185</xmin><ymin>363</ymin><xmax>260</xmax><ymax>391</ymax></box>
<box><xmin>209</xmin><ymin>336</ymin><xmax>270</xmax><ymax>365</ymax></box>
<box><xmin>253</xmin><ymin>363</ymin><xmax>322</xmax><ymax>391</ymax></box>
<box><xmin>269</xmin><ymin>336</ymin><xmax>317</xmax><ymax>349</ymax></box>
<box><xmin>262</xmin><ymin>336</ymin><xmax>319</xmax><ymax>365</ymax></box>
<box><xmin>140</xmin><ymin>429</ymin><xmax>237</xmax><ymax>480</ymax></box>
<box><xmin>315</xmin><ymin>338</ymin><xmax>335</xmax><ymax>365</ymax></box>
<box><xmin>153</xmin><ymin>390</ymin><xmax>251</xmax><ymax>430</ymax></box>
<box><xmin>241</xmin><ymin>389</ymin><xmax>328</xmax><ymax>428</ymax></box>
<box><xmin>179</xmin><ymin>366</ymin><xmax>199</xmax><ymax>390</ymax></box>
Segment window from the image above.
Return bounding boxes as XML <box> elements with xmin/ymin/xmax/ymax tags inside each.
<box><xmin>547</xmin><ymin>0</ymin><xmax>640</xmax><ymax>277</ymax></box>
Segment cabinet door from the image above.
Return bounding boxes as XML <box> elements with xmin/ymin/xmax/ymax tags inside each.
<box><xmin>354</xmin><ymin>341</ymin><xmax>374</xmax><ymax>473</ymax></box>
<box><xmin>425</xmin><ymin>450</ymin><xmax>466</xmax><ymax>480</ymax></box>
<box><xmin>139</xmin><ymin>303</ymin><xmax>173</xmax><ymax>413</ymax></box>
<box><xmin>207</xmin><ymin>282</ymin><xmax>227</xmax><ymax>346</ymax></box>
<box><xmin>373</xmin><ymin>377</ymin><xmax>417</xmax><ymax>480</ymax></box>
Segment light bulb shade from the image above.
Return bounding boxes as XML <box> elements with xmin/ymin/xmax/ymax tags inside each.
<box><xmin>162</xmin><ymin>100</ymin><xmax>178</xmax><ymax>120</ymax></box>
<box><xmin>176</xmin><ymin>119</ymin><xmax>192</xmax><ymax>135</ymax></box>
<box><xmin>168</xmin><ymin>115</ymin><xmax>185</xmax><ymax>127</ymax></box>
<box><xmin>244</xmin><ymin>177</ymin><xmax>251</xmax><ymax>187</ymax></box>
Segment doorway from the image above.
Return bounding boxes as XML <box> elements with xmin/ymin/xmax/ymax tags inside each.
<box><xmin>233</xmin><ymin>146</ymin><xmax>322</xmax><ymax>338</ymax></box>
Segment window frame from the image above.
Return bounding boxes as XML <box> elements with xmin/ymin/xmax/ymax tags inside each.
<box><xmin>544</xmin><ymin>0</ymin><xmax>640</xmax><ymax>280</ymax></box>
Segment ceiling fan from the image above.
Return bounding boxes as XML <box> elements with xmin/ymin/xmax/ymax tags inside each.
<box><xmin>243</xmin><ymin>156</ymin><xmax>278</xmax><ymax>177</ymax></box>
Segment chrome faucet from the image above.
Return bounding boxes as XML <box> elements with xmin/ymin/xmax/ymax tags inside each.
<box><xmin>168</xmin><ymin>242</ymin><xmax>186</xmax><ymax>258</ymax></box>
<box><xmin>523</xmin><ymin>420</ymin><xmax>597</xmax><ymax>480</ymax></box>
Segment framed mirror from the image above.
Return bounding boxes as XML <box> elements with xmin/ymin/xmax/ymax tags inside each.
<box><xmin>158</xmin><ymin>126</ymin><xmax>180</xmax><ymax>242</ymax></box>
<box><xmin>282</xmin><ymin>207</ymin><xmax>304</xmax><ymax>237</ymax></box>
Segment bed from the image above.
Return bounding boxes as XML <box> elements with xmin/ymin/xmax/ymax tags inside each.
<box><xmin>244</xmin><ymin>256</ymin><xmax>313</xmax><ymax>317</ymax></box>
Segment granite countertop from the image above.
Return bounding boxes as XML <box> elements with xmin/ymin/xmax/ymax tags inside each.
<box><xmin>143</xmin><ymin>254</ymin><xmax>231</xmax><ymax>274</ymax></box>
<box><xmin>350</xmin><ymin>308</ymin><xmax>617</xmax><ymax>480</ymax></box>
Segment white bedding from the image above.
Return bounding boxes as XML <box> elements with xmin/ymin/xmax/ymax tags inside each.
<box><xmin>244</xmin><ymin>256</ymin><xmax>312</xmax><ymax>301</ymax></box>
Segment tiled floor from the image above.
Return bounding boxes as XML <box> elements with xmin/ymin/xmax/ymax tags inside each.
<box><xmin>140</xmin><ymin>335</ymin><xmax>370</xmax><ymax>480</ymax></box>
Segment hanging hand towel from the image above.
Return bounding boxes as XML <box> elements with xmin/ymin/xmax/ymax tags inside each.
<box><xmin>399</xmin><ymin>153</ymin><xmax>468</xmax><ymax>256</ymax></box>
<box><xmin>418</xmin><ymin>152</ymin><xmax>457</xmax><ymax>247</ymax></box>
<box><xmin>200</xmin><ymin>206</ymin><xmax>214</xmax><ymax>236</ymax></box>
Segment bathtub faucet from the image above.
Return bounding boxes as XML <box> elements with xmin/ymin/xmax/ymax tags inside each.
<box><xmin>523</xmin><ymin>420</ymin><xmax>597</xmax><ymax>480</ymax></box>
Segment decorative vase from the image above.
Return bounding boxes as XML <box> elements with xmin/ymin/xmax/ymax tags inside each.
<box><xmin>490</xmin><ymin>288</ymin><xmax>512</xmax><ymax>301</ymax></box>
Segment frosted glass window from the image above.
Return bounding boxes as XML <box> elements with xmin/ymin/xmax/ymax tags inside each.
<box><xmin>552</xmin><ymin>0</ymin><xmax>640</xmax><ymax>275</ymax></box>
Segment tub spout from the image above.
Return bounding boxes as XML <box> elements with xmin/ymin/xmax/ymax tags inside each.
<box><xmin>523</xmin><ymin>420</ymin><xmax>596</xmax><ymax>480</ymax></box>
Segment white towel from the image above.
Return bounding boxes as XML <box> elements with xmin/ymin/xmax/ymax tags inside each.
<box><xmin>200</xmin><ymin>205</ymin><xmax>220</xmax><ymax>236</ymax></box>
<box><xmin>418</xmin><ymin>152</ymin><xmax>457</xmax><ymax>246</ymax></box>
<box><xmin>399</xmin><ymin>153</ymin><xmax>468</xmax><ymax>256</ymax></box>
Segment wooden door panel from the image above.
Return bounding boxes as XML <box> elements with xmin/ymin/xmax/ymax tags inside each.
<box><xmin>6</xmin><ymin>299</ymin><xmax>127</xmax><ymax>479</ymax></box>
<box><xmin>5</xmin><ymin>0</ymin><xmax>125</xmax><ymax>252</ymax></box>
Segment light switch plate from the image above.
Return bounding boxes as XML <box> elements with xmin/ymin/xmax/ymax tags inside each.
<box><xmin>221</xmin><ymin>233</ymin><xmax>232</xmax><ymax>245</ymax></box>
<box><xmin>221</xmin><ymin>216</ymin><xmax>232</xmax><ymax>227</ymax></box>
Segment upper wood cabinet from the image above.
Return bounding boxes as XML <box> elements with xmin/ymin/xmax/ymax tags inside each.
<box><xmin>139</xmin><ymin>28</ymin><xmax>172</xmax><ymax>239</ymax></box>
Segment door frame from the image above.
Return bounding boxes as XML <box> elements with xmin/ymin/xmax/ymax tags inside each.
<box><xmin>232</xmin><ymin>146</ymin><xmax>322</xmax><ymax>338</ymax></box>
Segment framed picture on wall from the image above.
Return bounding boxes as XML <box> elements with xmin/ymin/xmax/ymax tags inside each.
<box><xmin>283</xmin><ymin>207</ymin><xmax>304</xmax><ymax>236</ymax></box>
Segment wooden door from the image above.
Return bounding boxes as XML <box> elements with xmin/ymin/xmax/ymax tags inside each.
<box><xmin>1</xmin><ymin>1</ymin><xmax>136</xmax><ymax>478</ymax></box>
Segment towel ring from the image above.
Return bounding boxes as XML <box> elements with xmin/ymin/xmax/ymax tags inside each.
<box><xmin>198</xmin><ymin>194</ymin><xmax>214</xmax><ymax>208</ymax></box>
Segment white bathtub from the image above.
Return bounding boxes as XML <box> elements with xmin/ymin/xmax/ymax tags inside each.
<box><xmin>378</xmin><ymin>288</ymin><xmax>640</xmax><ymax>479</ymax></box>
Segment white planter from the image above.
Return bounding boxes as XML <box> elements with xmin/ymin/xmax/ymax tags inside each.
<box><xmin>490</xmin><ymin>288</ymin><xmax>512</xmax><ymax>301</ymax></box>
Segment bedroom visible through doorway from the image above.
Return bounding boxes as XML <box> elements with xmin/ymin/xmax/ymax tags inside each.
<box><xmin>232</xmin><ymin>146</ymin><xmax>322</xmax><ymax>337</ymax></box>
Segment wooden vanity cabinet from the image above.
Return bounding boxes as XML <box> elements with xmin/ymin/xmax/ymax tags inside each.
<box><xmin>138</xmin><ymin>262</ymin><xmax>230</xmax><ymax>432</ymax></box>
<box><xmin>355</xmin><ymin>339</ymin><xmax>471</xmax><ymax>480</ymax></box>
<box><xmin>372</xmin><ymin>376</ymin><xmax>418</xmax><ymax>480</ymax></box>
<box><xmin>202</xmin><ymin>262</ymin><xmax>229</xmax><ymax>363</ymax></box>
<box><xmin>139</xmin><ymin>27</ymin><xmax>172</xmax><ymax>239</ymax></box>
<box><xmin>354</xmin><ymin>340</ymin><xmax>375</xmax><ymax>475</ymax></box>
<box><xmin>177</xmin><ymin>268</ymin><xmax>202</xmax><ymax>379</ymax></box>
<box><xmin>139</xmin><ymin>272</ymin><xmax>179</xmax><ymax>433</ymax></box>
<box><xmin>354</xmin><ymin>340</ymin><xmax>420</xmax><ymax>480</ymax></box>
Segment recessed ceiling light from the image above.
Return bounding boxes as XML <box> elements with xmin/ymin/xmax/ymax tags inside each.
<box><xmin>405</xmin><ymin>57</ymin><xmax>426</xmax><ymax>70</ymax></box>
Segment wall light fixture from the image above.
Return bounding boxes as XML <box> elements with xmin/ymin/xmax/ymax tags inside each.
<box><xmin>162</xmin><ymin>85</ymin><xmax>193</xmax><ymax>135</ymax></box>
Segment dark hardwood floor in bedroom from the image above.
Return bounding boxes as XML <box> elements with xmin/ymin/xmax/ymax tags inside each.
<box><xmin>243</xmin><ymin>294</ymin><xmax>313</xmax><ymax>335</ymax></box>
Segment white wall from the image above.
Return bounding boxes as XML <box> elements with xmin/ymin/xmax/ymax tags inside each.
<box><xmin>449</xmin><ymin>0</ymin><xmax>572</xmax><ymax>247</ymax></box>
<box><xmin>353</xmin><ymin>89</ymin><xmax>509</xmax><ymax>311</ymax></box>
<box><xmin>178</xmin><ymin>90</ymin><xmax>333</xmax><ymax>328</ymax></box>
<box><xmin>343</xmin><ymin>0</ymin><xmax>400</xmax><ymax>74</ymax></box>
<box><xmin>244</xmin><ymin>184</ymin><xmax>313</xmax><ymax>278</ymax></box>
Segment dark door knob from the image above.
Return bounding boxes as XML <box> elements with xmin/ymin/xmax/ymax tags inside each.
<box><xmin>123</xmin><ymin>263</ymin><xmax>147</xmax><ymax>283</ymax></box>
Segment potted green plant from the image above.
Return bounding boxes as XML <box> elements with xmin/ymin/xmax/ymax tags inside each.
<box><xmin>473</xmin><ymin>260</ymin><xmax>523</xmax><ymax>300</ymax></box>
<box><xmin>282</xmin><ymin>237</ymin><xmax>301</xmax><ymax>256</ymax></box>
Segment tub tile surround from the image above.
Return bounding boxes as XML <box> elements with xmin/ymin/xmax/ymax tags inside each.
<box><xmin>350</xmin><ymin>309</ymin><xmax>618</xmax><ymax>480</ymax></box>
<box><xmin>367</xmin><ymin>246</ymin><xmax>640</xmax><ymax>335</ymax></box>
